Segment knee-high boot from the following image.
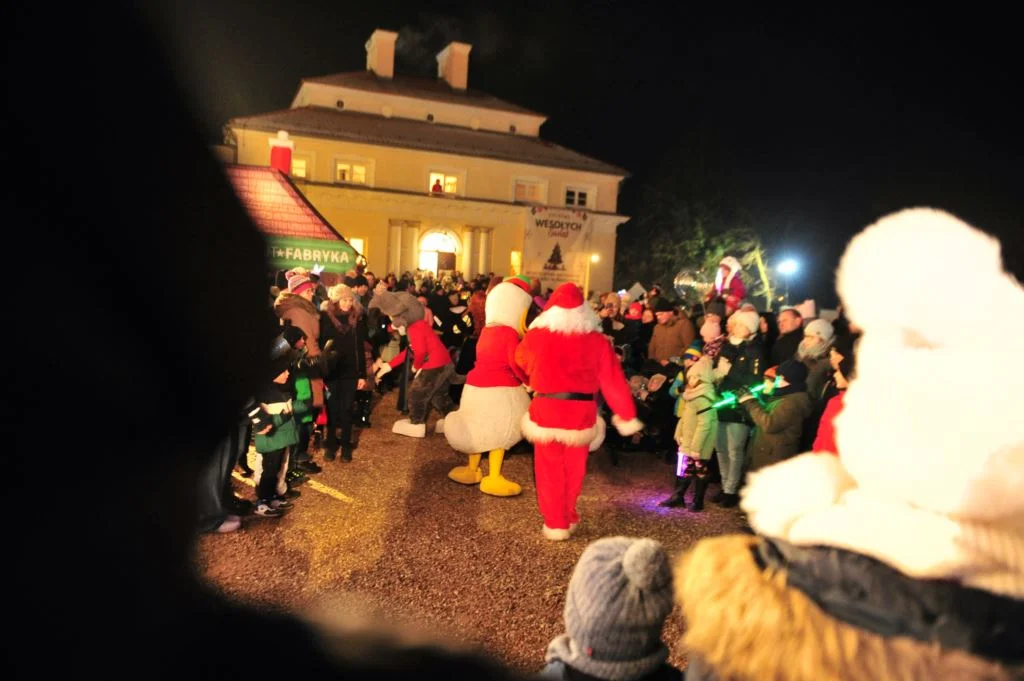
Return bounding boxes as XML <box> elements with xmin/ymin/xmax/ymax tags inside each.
<box><xmin>660</xmin><ymin>475</ymin><xmax>692</xmax><ymax>507</ymax></box>
<box><xmin>691</xmin><ymin>476</ymin><xmax>709</xmax><ymax>512</ymax></box>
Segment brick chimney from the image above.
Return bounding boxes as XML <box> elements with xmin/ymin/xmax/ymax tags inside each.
<box><xmin>268</xmin><ymin>130</ymin><xmax>293</xmax><ymax>174</ymax></box>
<box><xmin>436</xmin><ymin>42</ymin><xmax>472</xmax><ymax>91</ymax></box>
<box><xmin>365</xmin><ymin>29</ymin><xmax>398</xmax><ymax>79</ymax></box>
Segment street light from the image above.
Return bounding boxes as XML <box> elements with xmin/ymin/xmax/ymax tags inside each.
<box><xmin>777</xmin><ymin>258</ymin><xmax>799</xmax><ymax>305</ymax></box>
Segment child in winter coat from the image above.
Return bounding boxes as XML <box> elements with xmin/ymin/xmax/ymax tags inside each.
<box><xmin>661</xmin><ymin>355</ymin><xmax>718</xmax><ymax>511</ymax></box>
<box><xmin>246</xmin><ymin>328</ymin><xmax>307</xmax><ymax>518</ymax></box>
<box><xmin>738</xmin><ymin>359</ymin><xmax>813</xmax><ymax>473</ymax></box>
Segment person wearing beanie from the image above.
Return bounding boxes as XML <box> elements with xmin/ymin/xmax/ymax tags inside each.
<box><xmin>540</xmin><ymin>537</ymin><xmax>681</xmax><ymax>681</ymax></box>
<box><xmin>516</xmin><ymin>283</ymin><xmax>643</xmax><ymax>540</ymax></box>
<box><xmin>275</xmin><ymin>275</ymin><xmax>325</xmax><ymax>477</ymax></box>
<box><xmin>796</xmin><ymin>317</ymin><xmax>836</xmax><ymax>449</ymax></box>
<box><xmin>709</xmin><ymin>309</ymin><xmax>766</xmax><ymax>507</ymax></box>
<box><xmin>662</xmin><ymin>355</ymin><xmax>718</xmax><ymax>511</ymax></box>
<box><xmin>318</xmin><ymin>283</ymin><xmax>370</xmax><ymax>462</ymax></box>
<box><xmin>812</xmin><ymin>332</ymin><xmax>860</xmax><ymax>455</ymax></box>
<box><xmin>737</xmin><ymin>358</ymin><xmax>813</xmax><ymax>473</ymax></box>
<box><xmin>647</xmin><ymin>297</ymin><xmax>696</xmax><ymax>367</ymax></box>
<box><xmin>673</xmin><ymin>208</ymin><xmax>1024</xmax><ymax>681</ymax></box>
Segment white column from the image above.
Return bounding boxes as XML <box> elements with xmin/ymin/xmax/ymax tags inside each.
<box><xmin>478</xmin><ymin>228</ymin><xmax>492</xmax><ymax>275</ymax></box>
<box><xmin>403</xmin><ymin>223</ymin><xmax>419</xmax><ymax>273</ymax></box>
<box><xmin>462</xmin><ymin>227</ymin><xmax>476</xmax><ymax>277</ymax></box>
<box><xmin>388</xmin><ymin>222</ymin><xmax>403</xmax><ymax>275</ymax></box>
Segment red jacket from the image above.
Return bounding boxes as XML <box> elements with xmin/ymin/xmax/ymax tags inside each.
<box><xmin>515</xmin><ymin>328</ymin><xmax>636</xmax><ymax>436</ymax></box>
<box><xmin>813</xmin><ymin>391</ymin><xmax>844</xmax><ymax>455</ymax></box>
<box><xmin>467</xmin><ymin>325</ymin><xmax>528</xmax><ymax>388</ymax></box>
<box><xmin>388</xmin><ymin>319</ymin><xmax>452</xmax><ymax>371</ymax></box>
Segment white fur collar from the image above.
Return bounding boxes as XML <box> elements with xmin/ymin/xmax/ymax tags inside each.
<box><xmin>529</xmin><ymin>303</ymin><xmax>601</xmax><ymax>335</ymax></box>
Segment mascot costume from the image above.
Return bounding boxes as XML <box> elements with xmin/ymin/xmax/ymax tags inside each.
<box><xmin>515</xmin><ymin>282</ymin><xmax>644</xmax><ymax>541</ymax></box>
<box><xmin>704</xmin><ymin>255</ymin><xmax>746</xmax><ymax>316</ymax></box>
<box><xmin>674</xmin><ymin>208</ymin><xmax>1024</xmax><ymax>681</ymax></box>
<box><xmin>370</xmin><ymin>288</ymin><xmax>455</xmax><ymax>438</ymax></box>
<box><xmin>445</xmin><ymin>276</ymin><xmax>535</xmax><ymax>496</ymax></box>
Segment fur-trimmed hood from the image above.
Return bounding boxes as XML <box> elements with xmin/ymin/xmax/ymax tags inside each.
<box><xmin>274</xmin><ymin>291</ymin><xmax>318</xmax><ymax>318</ymax></box>
<box><xmin>676</xmin><ymin>534</ymin><xmax>1023</xmax><ymax>681</ymax></box>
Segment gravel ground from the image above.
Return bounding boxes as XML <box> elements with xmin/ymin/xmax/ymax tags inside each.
<box><xmin>195</xmin><ymin>392</ymin><xmax>748</xmax><ymax>674</ymax></box>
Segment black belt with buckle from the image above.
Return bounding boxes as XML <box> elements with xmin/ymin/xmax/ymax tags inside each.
<box><xmin>535</xmin><ymin>392</ymin><xmax>596</xmax><ymax>401</ymax></box>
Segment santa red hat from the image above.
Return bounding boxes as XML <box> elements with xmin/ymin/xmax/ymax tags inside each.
<box><xmin>531</xmin><ymin>283</ymin><xmax>599</xmax><ymax>336</ymax></box>
<box><xmin>543</xmin><ymin>282</ymin><xmax>584</xmax><ymax>311</ymax></box>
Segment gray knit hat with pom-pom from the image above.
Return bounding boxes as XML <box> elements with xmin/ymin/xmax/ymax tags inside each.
<box><xmin>545</xmin><ymin>537</ymin><xmax>674</xmax><ymax>681</ymax></box>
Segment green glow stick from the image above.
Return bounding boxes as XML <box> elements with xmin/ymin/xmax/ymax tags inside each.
<box><xmin>697</xmin><ymin>379</ymin><xmax>775</xmax><ymax>414</ymax></box>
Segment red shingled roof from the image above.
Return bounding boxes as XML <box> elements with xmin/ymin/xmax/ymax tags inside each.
<box><xmin>224</xmin><ymin>164</ymin><xmax>346</xmax><ymax>242</ymax></box>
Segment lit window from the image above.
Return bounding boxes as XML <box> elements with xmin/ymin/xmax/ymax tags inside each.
<box><xmin>291</xmin><ymin>158</ymin><xmax>307</xmax><ymax>179</ymax></box>
<box><xmin>565</xmin><ymin>187</ymin><xmax>590</xmax><ymax>207</ymax></box>
<box><xmin>429</xmin><ymin>172</ymin><xmax>458</xmax><ymax>195</ymax></box>
<box><xmin>335</xmin><ymin>162</ymin><xmax>367</xmax><ymax>184</ymax></box>
<box><xmin>349</xmin><ymin>238</ymin><xmax>365</xmax><ymax>255</ymax></box>
<box><xmin>514</xmin><ymin>180</ymin><xmax>543</xmax><ymax>204</ymax></box>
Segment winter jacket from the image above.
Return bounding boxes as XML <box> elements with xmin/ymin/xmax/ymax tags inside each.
<box><xmin>742</xmin><ymin>390</ymin><xmax>813</xmax><ymax>471</ymax></box>
<box><xmin>274</xmin><ymin>291</ymin><xmax>324</xmax><ymax>407</ymax></box>
<box><xmin>678</xmin><ymin>534</ymin><xmax>1024</xmax><ymax>681</ymax></box>
<box><xmin>812</xmin><ymin>391</ymin><xmax>844</xmax><ymax>455</ymax></box>
<box><xmin>802</xmin><ymin>354</ymin><xmax>833</xmax><ymax>408</ymax></box>
<box><xmin>319</xmin><ymin>307</ymin><xmax>368</xmax><ymax>380</ymax></box>
<box><xmin>273</xmin><ymin>292</ymin><xmax>321</xmax><ymax>357</ymax></box>
<box><xmin>714</xmin><ymin>338</ymin><xmax>765</xmax><ymax>424</ymax></box>
<box><xmin>647</xmin><ymin>317</ymin><xmax>696</xmax><ymax>363</ymax></box>
<box><xmin>673</xmin><ymin>392</ymin><xmax>718</xmax><ymax>460</ymax></box>
<box><xmin>251</xmin><ymin>381</ymin><xmax>300</xmax><ymax>453</ymax></box>
<box><xmin>771</xmin><ymin>329</ymin><xmax>801</xmax><ymax>366</ymax></box>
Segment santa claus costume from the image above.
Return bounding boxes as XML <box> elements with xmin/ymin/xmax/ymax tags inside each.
<box><xmin>445</xmin><ymin>276</ymin><xmax>535</xmax><ymax>496</ymax></box>
<box><xmin>705</xmin><ymin>256</ymin><xmax>746</xmax><ymax>316</ymax></box>
<box><xmin>515</xmin><ymin>283</ymin><xmax>643</xmax><ymax>541</ymax></box>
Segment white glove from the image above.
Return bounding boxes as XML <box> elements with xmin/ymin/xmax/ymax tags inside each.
<box><xmin>375</xmin><ymin>362</ymin><xmax>393</xmax><ymax>381</ymax></box>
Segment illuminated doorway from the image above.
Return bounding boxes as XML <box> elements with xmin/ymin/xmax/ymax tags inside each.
<box><xmin>418</xmin><ymin>229</ymin><xmax>460</xmax><ymax>276</ymax></box>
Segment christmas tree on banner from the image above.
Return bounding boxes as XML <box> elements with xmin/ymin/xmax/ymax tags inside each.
<box><xmin>544</xmin><ymin>242</ymin><xmax>565</xmax><ymax>271</ymax></box>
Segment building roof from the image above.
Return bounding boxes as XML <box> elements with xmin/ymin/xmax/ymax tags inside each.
<box><xmin>228</xmin><ymin>107</ymin><xmax>627</xmax><ymax>176</ymax></box>
<box><xmin>224</xmin><ymin>165</ymin><xmax>351</xmax><ymax>244</ymax></box>
<box><xmin>301</xmin><ymin>71</ymin><xmax>543</xmax><ymax>117</ymax></box>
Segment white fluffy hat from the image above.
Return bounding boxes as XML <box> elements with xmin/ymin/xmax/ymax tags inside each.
<box><xmin>742</xmin><ymin>208</ymin><xmax>1024</xmax><ymax>598</ymax></box>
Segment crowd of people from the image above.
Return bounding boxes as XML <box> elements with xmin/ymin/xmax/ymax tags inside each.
<box><xmin>26</xmin><ymin>6</ymin><xmax>1021</xmax><ymax>679</ymax></box>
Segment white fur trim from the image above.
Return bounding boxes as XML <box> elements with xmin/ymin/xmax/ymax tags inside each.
<box><xmin>522</xmin><ymin>412</ymin><xmax>602</xmax><ymax>447</ymax></box>
<box><xmin>485</xmin><ymin>282</ymin><xmax>533</xmax><ymax>329</ymax></box>
<box><xmin>716</xmin><ymin>256</ymin><xmax>742</xmax><ymax>289</ymax></box>
<box><xmin>444</xmin><ymin>385</ymin><xmax>531</xmax><ymax>453</ymax></box>
<box><xmin>742</xmin><ymin>453</ymin><xmax>856</xmax><ymax>537</ymax></box>
<box><xmin>611</xmin><ymin>415</ymin><xmax>644</xmax><ymax>437</ymax></box>
<box><xmin>529</xmin><ymin>303</ymin><xmax>600</xmax><ymax>335</ymax></box>
<box><xmin>589</xmin><ymin>418</ymin><xmax>606</xmax><ymax>452</ymax></box>
<box><xmin>543</xmin><ymin>525</ymin><xmax>571</xmax><ymax>541</ymax></box>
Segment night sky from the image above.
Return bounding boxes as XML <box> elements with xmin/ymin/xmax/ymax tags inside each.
<box><xmin>146</xmin><ymin>2</ymin><xmax>1022</xmax><ymax>307</ymax></box>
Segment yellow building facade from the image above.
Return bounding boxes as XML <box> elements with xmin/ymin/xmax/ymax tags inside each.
<box><xmin>225</xmin><ymin>29</ymin><xmax>628</xmax><ymax>294</ymax></box>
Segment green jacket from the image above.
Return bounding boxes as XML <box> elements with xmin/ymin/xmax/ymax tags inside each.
<box><xmin>743</xmin><ymin>391</ymin><xmax>813</xmax><ymax>472</ymax></box>
<box><xmin>253</xmin><ymin>412</ymin><xmax>300</xmax><ymax>453</ymax></box>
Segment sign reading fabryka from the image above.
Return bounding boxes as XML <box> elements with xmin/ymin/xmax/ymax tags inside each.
<box><xmin>266</xmin><ymin>236</ymin><xmax>359</xmax><ymax>271</ymax></box>
<box><xmin>522</xmin><ymin>207</ymin><xmax>591</xmax><ymax>287</ymax></box>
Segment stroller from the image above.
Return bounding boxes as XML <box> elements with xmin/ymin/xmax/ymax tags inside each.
<box><xmin>602</xmin><ymin>343</ymin><xmax>675</xmax><ymax>464</ymax></box>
